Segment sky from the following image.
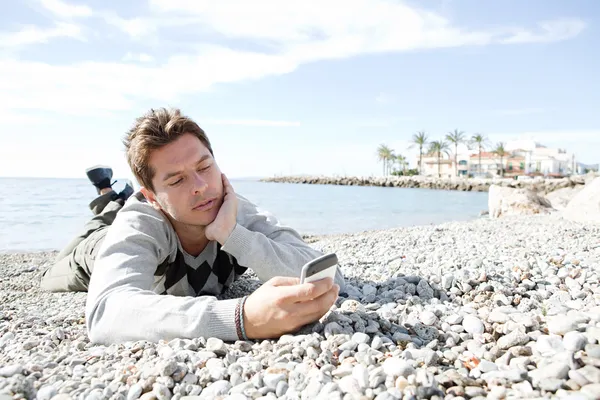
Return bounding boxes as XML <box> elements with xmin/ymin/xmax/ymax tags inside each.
<box><xmin>1</xmin><ymin>0</ymin><xmax>599</xmax><ymax>182</ymax></box>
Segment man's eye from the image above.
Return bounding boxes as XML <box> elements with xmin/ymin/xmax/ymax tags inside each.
<box><xmin>170</xmin><ymin>178</ymin><xmax>183</xmax><ymax>186</ymax></box>
<box><xmin>200</xmin><ymin>165</ymin><xmax>211</xmax><ymax>171</ymax></box>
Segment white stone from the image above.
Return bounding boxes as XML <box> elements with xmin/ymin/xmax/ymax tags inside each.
<box><xmin>419</xmin><ymin>311</ymin><xmax>437</xmax><ymax>326</ymax></box>
<box><xmin>547</xmin><ymin>316</ymin><xmax>579</xmax><ymax>336</ymax></box>
<box><xmin>563</xmin><ymin>331</ymin><xmax>587</xmax><ymax>352</ymax></box>
<box><xmin>488</xmin><ymin>185</ymin><xmax>554</xmax><ymax>218</ymax></box>
<box><xmin>462</xmin><ymin>315</ymin><xmax>485</xmax><ymax>335</ymax></box>
<box><xmin>563</xmin><ymin>177</ymin><xmax>600</xmax><ymax>223</ymax></box>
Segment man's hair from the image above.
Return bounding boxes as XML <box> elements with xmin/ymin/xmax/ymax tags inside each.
<box><xmin>123</xmin><ymin>107</ymin><xmax>214</xmax><ymax>191</ymax></box>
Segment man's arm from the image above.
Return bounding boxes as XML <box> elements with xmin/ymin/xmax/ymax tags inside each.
<box><xmin>85</xmin><ymin>204</ymin><xmax>240</xmax><ymax>345</ymax></box>
<box><xmin>220</xmin><ymin>194</ymin><xmax>346</xmax><ymax>291</ymax></box>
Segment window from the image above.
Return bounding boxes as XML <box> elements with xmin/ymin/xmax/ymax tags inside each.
<box><xmin>520</xmin><ymin>162</ymin><xmax>525</xmax><ymax>170</ymax></box>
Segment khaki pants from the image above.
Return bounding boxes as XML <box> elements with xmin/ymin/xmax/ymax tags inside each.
<box><xmin>40</xmin><ymin>191</ymin><xmax>123</xmax><ymax>292</ymax></box>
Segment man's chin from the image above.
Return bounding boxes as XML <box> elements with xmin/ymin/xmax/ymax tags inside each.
<box><xmin>187</xmin><ymin>211</ymin><xmax>218</xmax><ymax>227</ymax></box>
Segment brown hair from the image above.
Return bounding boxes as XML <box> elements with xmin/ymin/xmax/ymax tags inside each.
<box><xmin>123</xmin><ymin>107</ymin><xmax>213</xmax><ymax>191</ymax></box>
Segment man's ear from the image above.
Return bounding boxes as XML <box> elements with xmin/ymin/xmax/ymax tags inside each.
<box><xmin>140</xmin><ymin>187</ymin><xmax>162</xmax><ymax>210</ymax></box>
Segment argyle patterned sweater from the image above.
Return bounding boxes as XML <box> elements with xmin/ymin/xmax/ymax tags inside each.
<box><xmin>85</xmin><ymin>192</ymin><xmax>345</xmax><ymax>345</ymax></box>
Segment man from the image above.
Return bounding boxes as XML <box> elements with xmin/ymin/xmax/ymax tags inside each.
<box><xmin>41</xmin><ymin>107</ymin><xmax>344</xmax><ymax>345</ymax></box>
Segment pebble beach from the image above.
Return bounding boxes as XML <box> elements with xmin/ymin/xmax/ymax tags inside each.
<box><xmin>2</xmin><ymin>213</ymin><xmax>600</xmax><ymax>400</ymax></box>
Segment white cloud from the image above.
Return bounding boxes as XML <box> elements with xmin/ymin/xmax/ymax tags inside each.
<box><xmin>148</xmin><ymin>0</ymin><xmax>585</xmax><ymax>56</ymax></box>
<box><xmin>0</xmin><ymin>45</ymin><xmax>298</xmax><ymax>116</ymax></box>
<box><xmin>0</xmin><ymin>0</ymin><xmax>587</xmax><ymax>118</ymax></box>
<box><xmin>500</xmin><ymin>18</ymin><xmax>586</xmax><ymax>44</ymax></box>
<box><xmin>204</xmin><ymin>119</ymin><xmax>301</xmax><ymax>127</ymax></box>
<box><xmin>105</xmin><ymin>15</ymin><xmax>157</xmax><ymax>39</ymax></box>
<box><xmin>38</xmin><ymin>0</ymin><xmax>93</xmax><ymax>18</ymax></box>
<box><xmin>123</xmin><ymin>52</ymin><xmax>154</xmax><ymax>63</ymax></box>
<box><xmin>0</xmin><ymin>22</ymin><xmax>82</xmax><ymax>47</ymax></box>
<box><xmin>0</xmin><ymin>110</ymin><xmax>49</xmax><ymax>125</ymax></box>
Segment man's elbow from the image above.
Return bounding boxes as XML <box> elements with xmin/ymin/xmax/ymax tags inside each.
<box><xmin>85</xmin><ymin>296</ymin><xmax>123</xmax><ymax>345</ymax></box>
<box><xmin>87</xmin><ymin>324</ymin><xmax>110</xmax><ymax>345</ymax></box>
<box><xmin>86</xmin><ymin>306</ymin><xmax>109</xmax><ymax>345</ymax></box>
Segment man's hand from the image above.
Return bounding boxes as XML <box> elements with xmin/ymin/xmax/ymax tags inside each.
<box><xmin>205</xmin><ymin>174</ymin><xmax>238</xmax><ymax>245</ymax></box>
<box><xmin>242</xmin><ymin>277</ymin><xmax>340</xmax><ymax>339</ymax></box>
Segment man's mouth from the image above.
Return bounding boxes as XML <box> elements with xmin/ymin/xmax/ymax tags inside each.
<box><xmin>192</xmin><ymin>198</ymin><xmax>216</xmax><ymax>211</ymax></box>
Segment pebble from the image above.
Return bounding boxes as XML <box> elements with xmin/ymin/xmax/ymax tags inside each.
<box><xmin>529</xmin><ymin>362</ymin><xmax>571</xmax><ymax>383</ymax></box>
<box><xmin>564</xmin><ymin>331</ymin><xmax>588</xmax><ymax>352</ymax></box>
<box><xmin>537</xmin><ymin>334</ymin><xmax>565</xmax><ymax>355</ymax></box>
<box><xmin>36</xmin><ymin>385</ymin><xmax>57</xmax><ymax>400</ymax></box>
<box><xmin>0</xmin><ymin>365</ymin><xmax>23</xmax><ymax>377</ymax></box>
<box><xmin>446</xmin><ymin>314</ymin><xmax>463</xmax><ymax>325</ymax></box>
<box><xmin>205</xmin><ymin>338</ymin><xmax>227</xmax><ymax>356</ymax></box>
<box><xmin>581</xmin><ymin>383</ymin><xmax>600</xmax><ymax>399</ymax></box>
<box><xmin>586</xmin><ymin>344</ymin><xmax>600</xmax><ymax>358</ymax></box>
<box><xmin>497</xmin><ymin>329</ymin><xmax>529</xmax><ymax>350</ymax></box>
<box><xmin>548</xmin><ymin>316</ymin><xmax>579</xmax><ymax>335</ymax></box>
<box><xmin>1</xmin><ymin>215</ymin><xmax>599</xmax><ymax>399</ymax></box>
<box><xmin>382</xmin><ymin>358</ymin><xmax>414</xmax><ymax>378</ymax></box>
<box><xmin>462</xmin><ymin>315</ymin><xmax>484</xmax><ymax>335</ymax></box>
<box><xmin>352</xmin><ymin>332</ymin><xmax>370</xmax><ymax>344</ymax></box>
<box><xmin>419</xmin><ymin>311</ymin><xmax>437</xmax><ymax>326</ymax></box>
<box><xmin>577</xmin><ymin>365</ymin><xmax>600</xmax><ymax>384</ymax></box>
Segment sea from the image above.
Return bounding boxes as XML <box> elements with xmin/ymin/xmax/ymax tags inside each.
<box><xmin>0</xmin><ymin>177</ymin><xmax>489</xmax><ymax>253</ymax></box>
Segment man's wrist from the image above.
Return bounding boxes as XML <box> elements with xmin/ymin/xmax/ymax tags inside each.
<box><xmin>215</xmin><ymin>222</ymin><xmax>237</xmax><ymax>245</ymax></box>
<box><xmin>242</xmin><ymin>298</ymin><xmax>254</xmax><ymax>340</ymax></box>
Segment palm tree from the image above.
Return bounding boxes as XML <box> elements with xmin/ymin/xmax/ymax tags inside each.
<box><xmin>492</xmin><ymin>142</ymin><xmax>507</xmax><ymax>177</ymax></box>
<box><xmin>388</xmin><ymin>150</ymin><xmax>397</xmax><ymax>175</ymax></box>
<box><xmin>428</xmin><ymin>140</ymin><xmax>451</xmax><ymax>178</ymax></box>
<box><xmin>376</xmin><ymin>144</ymin><xmax>394</xmax><ymax>176</ymax></box>
<box><xmin>470</xmin><ymin>133</ymin><xmax>489</xmax><ymax>177</ymax></box>
<box><xmin>445</xmin><ymin>129</ymin><xmax>466</xmax><ymax>178</ymax></box>
<box><xmin>410</xmin><ymin>131</ymin><xmax>429</xmax><ymax>175</ymax></box>
<box><xmin>395</xmin><ymin>154</ymin><xmax>407</xmax><ymax>174</ymax></box>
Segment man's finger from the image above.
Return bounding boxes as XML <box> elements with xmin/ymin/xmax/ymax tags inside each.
<box><xmin>288</xmin><ymin>287</ymin><xmax>335</xmax><ymax>316</ymax></box>
<box><xmin>293</xmin><ymin>289</ymin><xmax>339</xmax><ymax>326</ymax></box>
<box><xmin>279</xmin><ymin>278</ymin><xmax>334</xmax><ymax>303</ymax></box>
<box><xmin>268</xmin><ymin>276</ymin><xmax>300</xmax><ymax>287</ymax></box>
<box><xmin>222</xmin><ymin>173</ymin><xmax>234</xmax><ymax>192</ymax></box>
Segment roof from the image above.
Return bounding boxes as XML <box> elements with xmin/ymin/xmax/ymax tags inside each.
<box><xmin>424</xmin><ymin>159</ymin><xmax>452</xmax><ymax>165</ymax></box>
<box><xmin>470</xmin><ymin>151</ymin><xmax>500</xmax><ymax>158</ymax></box>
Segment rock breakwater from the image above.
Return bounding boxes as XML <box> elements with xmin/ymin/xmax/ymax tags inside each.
<box><xmin>261</xmin><ymin>174</ymin><xmax>598</xmax><ymax>194</ymax></box>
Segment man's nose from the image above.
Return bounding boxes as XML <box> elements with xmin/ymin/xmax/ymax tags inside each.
<box><xmin>191</xmin><ymin>172</ymin><xmax>208</xmax><ymax>194</ymax></box>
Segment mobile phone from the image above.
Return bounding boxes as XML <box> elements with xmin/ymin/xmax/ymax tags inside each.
<box><xmin>300</xmin><ymin>253</ymin><xmax>338</xmax><ymax>284</ymax></box>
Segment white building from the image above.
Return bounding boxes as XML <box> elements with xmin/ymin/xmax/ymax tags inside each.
<box><xmin>506</xmin><ymin>139</ymin><xmax>576</xmax><ymax>176</ymax></box>
<box><xmin>419</xmin><ymin>154</ymin><xmax>454</xmax><ymax>178</ymax></box>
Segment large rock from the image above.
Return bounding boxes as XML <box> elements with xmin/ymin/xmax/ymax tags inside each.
<box><xmin>545</xmin><ymin>185</ymin><xmax>585</xmax><ymax>210</ymax></box>
<box><xmin>488</xmin><ymin>185</ymin><xmax>554</xmax><ymax>218</ymax></box>
<box><xmin>563</xmin><ymin>177</ymin><xmax>600</xmax><ymax>223</ymax></box>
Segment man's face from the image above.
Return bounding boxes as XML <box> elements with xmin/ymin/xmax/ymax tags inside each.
<box><xmin>141</xmin><ymin>133</ymin><xmax>223</xmax><ymax>227</ymax></box>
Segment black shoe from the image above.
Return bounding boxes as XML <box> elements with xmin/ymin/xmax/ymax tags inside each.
<box><xmin>86</xmin><ymin>165</ymin><xmax>115</xmax><ymax>194</ymax></box>
<box><xmin>118</xmin><ymin>182</ymin><xmax>134</xmax><ymax>202</ymax></box>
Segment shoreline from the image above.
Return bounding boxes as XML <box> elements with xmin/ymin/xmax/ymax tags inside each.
<box><xmin>260</xmin><ymin>174</ymin><xmax>596</xmax><ymax>193</ymax></box>
<box><xmin>2</xmin><ymin>213</ymin><xmax>600</xmax><ymax>399</ymax></box>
